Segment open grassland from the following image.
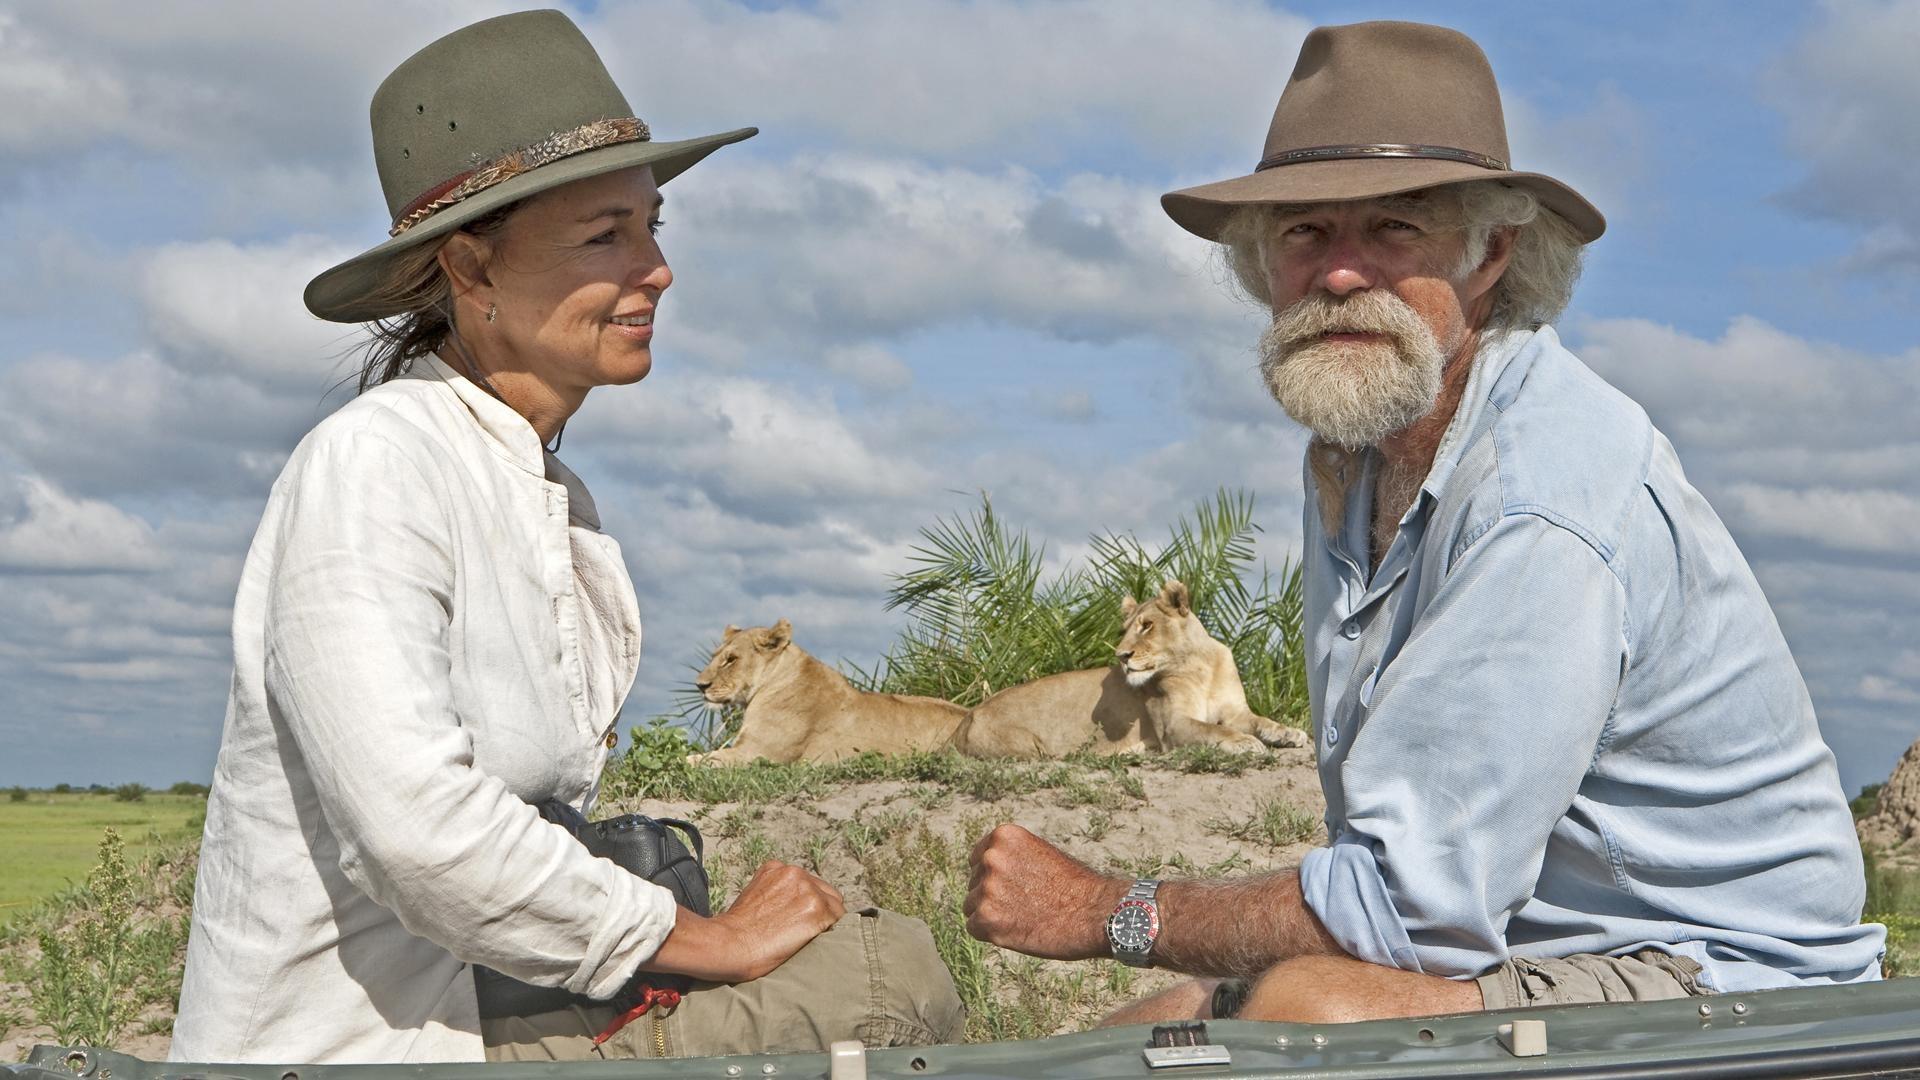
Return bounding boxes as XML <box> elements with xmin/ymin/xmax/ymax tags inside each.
<box><xmin>0</xmin><ymin>795</ymin><xmax>204</xmax><ymax>927</ymax></box>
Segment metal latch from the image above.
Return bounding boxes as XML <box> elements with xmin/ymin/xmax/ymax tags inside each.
<box><xmin>827</xmin><ymin>1040</ymin><xmax>867</xmax><ymax>1080</ymax></box>
<box><xmin>1497</xmin><ymin>1019</ymin><xmax>1548</xmax><ymax>1057</ymax></box>
<box><xmin>1143</xmin><ymin>1022</ymin><xmax>1232</xmax><ymax>1069</ymax></box>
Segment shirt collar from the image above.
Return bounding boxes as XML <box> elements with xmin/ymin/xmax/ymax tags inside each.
<box><xmin>411</xmin><ymin>351</ymin><xmax>549</xmax><ymax>476</ymax></box>
<box><xmin>409</xmin><ymin>353</ymin><xmax>606</xmax><ymax>530</ymax></box>
<box><xmin>1416</xmin><ymin>324</ymin><xmax>1540</xmax><ymax>505</ymax></box>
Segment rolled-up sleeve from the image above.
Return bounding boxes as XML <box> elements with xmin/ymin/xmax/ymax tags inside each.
<box><xmin>261</xmin><ymin>428</ymin><xmax>675</xmax><ymax>998</ymax></box>
<box><xmin>1301</xmin><ymin>513</ymin><xmax>1625</xmax><ymax>977</ymax></box>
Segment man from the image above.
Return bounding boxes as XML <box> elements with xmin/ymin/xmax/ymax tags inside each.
<box><xmin>964</xmin><ymin>20</ymin><xmax>1884</xmax><ymax>1023</ymax></box>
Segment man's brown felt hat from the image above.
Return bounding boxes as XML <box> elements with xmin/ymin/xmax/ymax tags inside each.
<box><xmin>1161</xmin><ymin>21</ymin><xmax>1604</xmax><ymax>244</ymax></box>
<box><xmin>305</xmin><ymin>9</ymin><xmax>756</xmax><ymax>324</ymax></box>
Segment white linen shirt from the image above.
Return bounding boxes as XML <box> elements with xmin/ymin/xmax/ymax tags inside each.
<box><xmin>171</xmin><ymin>354</ymin><xmax>677</xmax><ymax>1064</ymax></box>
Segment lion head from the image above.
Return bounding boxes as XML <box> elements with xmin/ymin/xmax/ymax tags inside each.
<box><xmin>694</xmin><ymin>619</ymin><xmax>792</xmax><ymax>706</ymax></box>
<box><xmin>1115</xmin><ymin>581</ymin><xmax>1209</xmax><ymax>688</ymax></box>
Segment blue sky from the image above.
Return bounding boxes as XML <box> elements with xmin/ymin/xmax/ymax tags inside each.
<box><xmin>0</xmin><ymin>0</ymin><xmax>1915</xmax><ymax>797</ymax></box>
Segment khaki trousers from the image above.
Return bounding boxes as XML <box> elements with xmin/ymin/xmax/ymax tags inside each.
<box><xmin>483</xmin><ymin>909</ymin><xmax>964</xmax><ymax>1061</ymax></box>
<box><xmin>1476</xmin><ymin>948</ymin><xmax>1709</xmax><ymax>1010</ymax></box>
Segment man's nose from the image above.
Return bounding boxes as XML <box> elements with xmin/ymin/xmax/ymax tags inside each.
<box><xmin>1317</xmin><ymin>237</ymin><xmax>1376</xmax><ymax>296</ymax></box>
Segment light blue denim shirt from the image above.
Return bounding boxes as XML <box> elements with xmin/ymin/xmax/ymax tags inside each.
<box><xmin>1295</xmin><ymin>325</ymin><xmax>1885</xmax><ymax>991</ymax></box>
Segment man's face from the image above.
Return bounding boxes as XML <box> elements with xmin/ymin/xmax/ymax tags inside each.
<box><xmin>1254</xmin><ymin>191</ymin><xmax>1499</xmax><ymax>449</ymax></box>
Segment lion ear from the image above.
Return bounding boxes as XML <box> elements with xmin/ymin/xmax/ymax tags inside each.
<box><xmin>1121</xmin><ymin>595</ymin><xmax>1138</xmax><ymax>618</ymax></box>
<box><xmin>723</xmin><ymin>624</ymin><xmax>741</xmax><ymax>640</ymax></box>
<box><xmin>1161</xmin><ymin>580</ymin><xmax>1191</xmax><ymax>615</ymax></box>
<box><xmin>760</xmin><ymin>618</ymin><xmax>793</xmax><ymax>651</ymax></box>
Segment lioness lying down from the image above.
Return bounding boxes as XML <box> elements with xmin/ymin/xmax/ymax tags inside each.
<box><xmin>952</xmin><ymin>580</ymin><xmax>1310</xmax><ymax>758</ymax></box>
<box><xmin>690</xmin><ymin>620</ymin><xmax>968</xmax><ymax>764</ymax></box>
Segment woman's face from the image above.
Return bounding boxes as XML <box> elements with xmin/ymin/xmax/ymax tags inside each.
<box><xmin>476</xmin><ymin>165</ymin><xmax>670</xmax><ymax>394</ymax></box>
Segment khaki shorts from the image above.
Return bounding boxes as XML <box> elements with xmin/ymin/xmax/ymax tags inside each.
<box><xmin>1476</xmin><ymin>948</ymin><xmax>1709</xmax><ymax>1010</ymax></box>
<box><xmin>482</xmin><ymin>908</ymin><xmax>964</xmax><ymax>1061</ymax></box>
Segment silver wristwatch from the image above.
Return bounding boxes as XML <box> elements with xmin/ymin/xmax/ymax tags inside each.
<box><xmin>1106</xmin><ymin>878</ymin><xmax>1162</xmax><ymax>967</ymax></box>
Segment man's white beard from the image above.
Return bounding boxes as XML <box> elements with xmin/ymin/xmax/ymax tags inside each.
<box><xmin>1257</xmin><ymin>290</ymin><xmax>1447</xmax><ymax>450</ymax></box>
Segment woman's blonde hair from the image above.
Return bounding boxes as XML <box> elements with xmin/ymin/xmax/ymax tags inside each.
<box><xmin>347</xmin><ymin>202</ymin><xmax>521</xmax><ymax>392</ymax></box>
<box><xmin>1216</xmin><ymin>181</ymin><xmax>1586</xmax><ymax>332</ymax></box>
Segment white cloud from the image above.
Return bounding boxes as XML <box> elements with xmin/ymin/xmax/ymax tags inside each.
<box><xmin>1719</xmin><ymin>484</ymin><xmax>1920</xmax><ymax>557</ymax></box>
<box><xmin>0</xmin><ymin>349</ymin><xmax>317</xmax><ymax>499</ymax></box>
<box><xmin>660</xmin><ymin>153</ymin><xmax>1239</xmax><ymax>369</ymax></box>
<box><xmin>822</xmin><ymin>343</ymin><xmax>914</xmax><ymax>394</ymax></box>
<box><xmin>0</xmin><ymin>474</ymin><xmax>161</xmax><ymax>573</ymax></box>
<box><xmin>591</xmin><ymin>0</ymin><xmax>1306</xmax><ymax>165</ymax></box>
<box><xmin>140</xmin><ymin>236</ymin><xmax>365</xmax><ymax>389</ymax></box>
<box><xmin>1856</xmin><ymin>673</ymin><xmax>1920</xmax><ymax>705</ymax></box>
<box><xmin>1573</xmin><ymin>315</ymin><xmax>1920</xmax><ymax>475</ymax></box>
<box><xmin>1767</xmin><ymin>0</ymin><xmax>1920</xmax><ymax>271</ymax></box>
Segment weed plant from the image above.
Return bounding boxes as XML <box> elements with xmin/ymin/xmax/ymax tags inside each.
<box><xmin>7</xmin><ymin>830</ymin><xmax>192</xmax><ymax>1047</ymax></box>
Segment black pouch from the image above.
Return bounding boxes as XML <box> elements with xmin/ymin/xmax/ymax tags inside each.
<box><xmin>472</xmin><ymin>800</ymin><xmax>709</xmax><ymax>1019</ymax></box>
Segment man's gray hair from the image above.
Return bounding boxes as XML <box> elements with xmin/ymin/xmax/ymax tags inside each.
<box><xmin>1216</xmin><ymin>181</ymin><xmax>1587</xmax><ymax>332</ymax></box>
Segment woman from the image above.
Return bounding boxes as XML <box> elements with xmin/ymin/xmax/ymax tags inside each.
<box><xmin>171</xmin><ymin>11</ymin><xmax>960</xmax><ymax>1064</ymax></box>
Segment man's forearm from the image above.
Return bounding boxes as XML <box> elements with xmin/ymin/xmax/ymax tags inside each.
<box><xmin>1149</xmin><ymin>870</ymin><xmax>1345</xmax><ymax>978</ymax></box>
<box><xmin>964</xmin><ymin>824</ymin><xmax>1347</xmax><ymax>977</ymax></box>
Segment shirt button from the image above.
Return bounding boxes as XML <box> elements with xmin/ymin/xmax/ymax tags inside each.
<box><xmin>604</xmin><ymin>729</ymin><xmax>618</xmax><ymax>750</ymax></box>
<box><xmin>1341</xmin><ymin>620</ymin><xmax>1361</xmax><ymax>640</ymax></box>
<box><xmin>1325</xmin><ymin>725</ymin><xmax>1340</xmax><ymax>745</ymax></box>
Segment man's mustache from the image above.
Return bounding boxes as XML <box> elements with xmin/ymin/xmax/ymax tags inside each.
<box><xmin>1268</xmin><ymin>291</ymin><xmax>1426</xmax><ymax>353</ymax></box>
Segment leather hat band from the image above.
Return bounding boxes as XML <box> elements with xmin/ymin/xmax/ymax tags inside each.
<box><xmin>389</xmin><ymin>116</ymin><xmax>652</xmax><ymax>236</ymax></box>
<box><xmin>1255</xmin><ymin>143</ymin><xmax>1509</xmax><ymax>173</ymax></box>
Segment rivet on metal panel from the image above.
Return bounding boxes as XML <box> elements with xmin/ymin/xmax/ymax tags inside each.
<box><xmin>1730</xmin><ymin>1001</ymin><xmax>1749</xmax><ymax>1016</ymax></box>
<box><xmin>762</xmin><ymin>1064</ymin><xmax>779</xmax><ymax>1076</ymax></box>
<box><xmin>1698</xmin><ymin>1003</ymin><xmax>1714</xmax><ymax>1018</ymax></box>
<box><xmin>1274</xmin><ymin>1035</ymin><xmax>1290</xmax><ymax>1047</ymax></box>
<box><xmin>1311</xmin><ymin>1033</ymin><xmax>1328</xmax><ymax>1047</ymax></box>
<box><xmin>725</xmin><ymin>1068</ymin><xmax>742</xmax><ymax>1077</ymax></box>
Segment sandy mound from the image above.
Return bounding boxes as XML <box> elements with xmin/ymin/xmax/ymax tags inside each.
<box><xmin>1859</xmin><ymin>736</ymin><xmax>1920</xmax><ymax>861</ymax></box>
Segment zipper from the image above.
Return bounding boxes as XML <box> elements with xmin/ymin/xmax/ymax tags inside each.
<box><xmin>651</xmin><ymin>1008</ymin><xmax>668</xmax><ymax>1057</ymax></box>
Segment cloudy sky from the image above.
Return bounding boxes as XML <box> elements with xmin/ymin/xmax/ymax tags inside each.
<box><xmin>1</xmin><ymin>0</ymin><xmax>1915</xmax><ymax>796</ymax></box>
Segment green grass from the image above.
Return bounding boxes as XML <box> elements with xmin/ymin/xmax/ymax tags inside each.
<box><xmin>0</xmin><ymin>794</ymin><xmax>205</xmax><ymax>927</ymax></box>
<box><xmin>1203</xmin><ymin>797</ymin><xmax>1322</xmax><ymax>849</ymax></box>
<box><xmin>603</xmin><ymin>721</ymin><xmax>1168</xmax><ymax>807</ymax></box>
<box><xmin>1863</xmin><ymin>846</ymin><xmax>1920</xmax><ymax>979</ymax></box>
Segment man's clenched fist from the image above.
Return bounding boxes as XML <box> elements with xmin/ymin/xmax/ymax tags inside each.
<box><xmin>963</xmin><ymin>823</ymin><xmax>1127</xmax><ymax>960</ymax></box>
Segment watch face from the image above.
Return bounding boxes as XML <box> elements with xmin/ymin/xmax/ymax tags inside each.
<box><xmin>1107</xmin><ymin>898</ymin><xmax>1159</xmax><ymax>952</ymax></box>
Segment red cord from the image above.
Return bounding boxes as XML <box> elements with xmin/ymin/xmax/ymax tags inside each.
<box><xmin>590</xmin><ymin>986</ymin><xmax>683</xmax><ymax>1047</ymax></box>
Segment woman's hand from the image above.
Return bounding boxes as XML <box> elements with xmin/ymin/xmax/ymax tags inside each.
<box><xmin>642</xmin><ymin>860</ymin><xmax>845</xmax><ymax>983</ymax></box>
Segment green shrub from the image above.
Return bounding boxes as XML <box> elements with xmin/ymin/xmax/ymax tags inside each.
<box><xmin>830</xmin><ymin>489</ymin><xmax>1307</xmax><ymax>726</ymax></box>
<box><xmin>111</xmin><ymin>784</ymin><xmax>147</xmax><ymax>803</ymax></box>
<box><xmin>52</xmin><ymin>783</ymin><xmax>72</xmax><ymax>794</ymax></box>
<box><xmin>168</xmin><ymin>782</ymin><xmax>210</xmax><ymax>797</ymax></box>
<box><xmin>7</xmin><ymin>786</ymin><xmax>27</xmax><ymax>803</ymax></box>
<box><xmin>1853</xmin><ymin>783</ymin><xmax>1884</xmax><ymax>819</ymax></box>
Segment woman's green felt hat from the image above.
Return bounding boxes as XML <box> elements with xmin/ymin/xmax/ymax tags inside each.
<box><xmin>304</xmin><ymin>9</ymin><xmax>756</xmax><ymax>323</ymax></box>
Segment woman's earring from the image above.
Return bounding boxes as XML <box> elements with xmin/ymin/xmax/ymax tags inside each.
<box><xmin>485</xmin><ymin>303</ymin><xmax>498</xmax><ymax>324</ymax></box>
